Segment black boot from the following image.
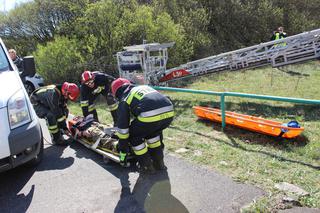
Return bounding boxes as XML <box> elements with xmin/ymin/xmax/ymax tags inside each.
<box><xmin>149</xmin><ymin>147</ymin><xmax>167</xmax><ymax>171</ymax></box>
<box><xmin>137</xmin><ymin>152</ymin><xmax>156</xmax><ymax>175</ymax></box>
<box><xmin>92</xmin><ymin>110</ymin><xmax>99</xmax><ymax>122</ymax></box>
<box><xmin>52</xmin><ymin>131</ymin><xmax>69</xmax><ymax>146</ymax></box>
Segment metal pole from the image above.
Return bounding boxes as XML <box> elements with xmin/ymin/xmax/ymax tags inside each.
<box><xmin>220</xmin><ymin>94</ymin><xmax>226</xmax><ymax>130</ymax></box>
<box><xmin>153</xmin><ymin>86</ymin><xmax>223</xmax><ymax>96</ymax></box>
<box><xmin>225</xmin><ymin>92</ymin><xmax>320</xmax><ymax>105</ymax></box>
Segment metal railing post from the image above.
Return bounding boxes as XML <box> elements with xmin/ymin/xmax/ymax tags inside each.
<box><xmin>220</xmin><ymin>94</ymin><xmax>226</xmax><ymax>130</ymax></box>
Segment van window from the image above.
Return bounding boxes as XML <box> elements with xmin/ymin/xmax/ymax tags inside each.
<box><xmin>0</xmin><ymin>45</ymin><xmax>9</xmax><ymax>71</ymax></box>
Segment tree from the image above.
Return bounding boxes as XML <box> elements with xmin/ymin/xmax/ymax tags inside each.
<box><xmin>271</xmin><ymin>0</ymin><xmax>320</xmax><ymax>34</ymax></box>
<box><xmin>33</xmin><ymin>36</ymin><xmax>85</xmax><ymax>84</ymax></box>
<box><xmin>0</xmin><ymin>0</ymin><xmax>90</xmax><ymax>55</ymax></box>
<box><xmin>2</xmin><ymin>0</ymin><xmax>319</xmax><ymax>83</ymax></box>
<box><xmin>152</xmin><ymin>0</ymin><xmax>212</xmax><ymax>60</ymax></box>
<box><xmin>74</xmin><ymin>0</ymin><xmax>192</xmax><ymax>68</ymax></box>
<box><xmin>118</xmin><ymin>2</ymin><xmax>194</xmax><ymax>66</ymax></box>
<box><xmin>196</xmin><ymin>0</ymin><xmax>285</xmax><ymax>53</ymax></box>
<box><xmin>73</xmin><ymin>0</ymin><xmax>124</xmax><ymax>68</ymax></box>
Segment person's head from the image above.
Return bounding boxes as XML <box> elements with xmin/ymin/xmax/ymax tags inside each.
<box><xmin>61</xmin><ymin>82</ymin><xmax>80</xmax><ymax>101</ymax></box>
<box><xmin>8</xmin><ymin>49</ymin><xmax>17</xmax><ymax>60</ymax></box>
<box><xmin>111</xmin><ymin>78</ymin><xmax>131</xmax><ymax>99</ymax></box>
<box><xmin>278</xmin><ymin>26</ymin><xmax>284</xmax><ymax>33</ymax></box>
<box><xmin>81</xmin><ymin>70</ymin><xmax>95</xmax><ymax>88</ymax></box>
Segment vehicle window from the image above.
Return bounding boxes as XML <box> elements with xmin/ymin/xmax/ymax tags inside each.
<box><xmin>0</xmin><ymin>45</ymin><xmax>10</xmax><ymax>71</ymax></box>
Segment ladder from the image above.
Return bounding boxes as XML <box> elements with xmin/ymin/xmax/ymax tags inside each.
<box><xmin>116</xmin><ymin>28</ymin><xmax>320</xmax><ymax>85</ymax></box>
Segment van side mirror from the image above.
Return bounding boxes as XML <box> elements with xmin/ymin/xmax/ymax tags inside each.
<box><xmin>23</xmin><ymin>56</ymin><xmax>36</xmax><ymax>77</ymax></box>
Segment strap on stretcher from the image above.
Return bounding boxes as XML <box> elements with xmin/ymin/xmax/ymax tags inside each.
<box><xmin>91</xmin><ymin>137</ymin><xmax>101</xmax><ymax>149</ymax></box>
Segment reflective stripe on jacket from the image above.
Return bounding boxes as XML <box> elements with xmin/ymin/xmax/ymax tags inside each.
<box><xmin>116</xmin><ymin>85</ymin><xmax>174</xmax><ymax>139</ymax></box>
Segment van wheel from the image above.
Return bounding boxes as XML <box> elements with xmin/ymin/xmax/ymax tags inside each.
<box><xmin>24</xmin><ymin>82</ymin><xmax>35</xmax><ymax>95</ymax></box>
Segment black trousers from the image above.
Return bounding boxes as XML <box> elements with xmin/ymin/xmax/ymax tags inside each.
<box><xmin>34</xmin><ymin>104</ymin><xmax>61</xmax><ymax>140</ymax></box>
<box><xmin>129</xmin><ymin>117</ymin><xmax>173</xmax><ymax>147</ymax></box>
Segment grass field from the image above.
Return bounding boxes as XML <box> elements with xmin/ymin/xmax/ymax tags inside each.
<box><xmin>69</xmin><ymin>61</ymin><xmax>320</xmax><ymax>212</ymax></box>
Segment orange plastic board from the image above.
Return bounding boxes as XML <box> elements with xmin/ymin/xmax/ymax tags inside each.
<box><xmin>193</xmin><ymin>106</ymin><xmax>304</xmax><ymax>139</ymax></box>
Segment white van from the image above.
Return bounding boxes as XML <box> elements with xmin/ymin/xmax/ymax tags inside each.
<box><xmin>0</xmin><ymin>38</ymin><xmax>43</xmax><ymax>172</ymax></box>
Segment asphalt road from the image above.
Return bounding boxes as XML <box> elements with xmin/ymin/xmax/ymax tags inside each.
<box><xmin>0</xmin><ymin>120</ymin><xmax>265</xmax><ymax>213</ymax></box>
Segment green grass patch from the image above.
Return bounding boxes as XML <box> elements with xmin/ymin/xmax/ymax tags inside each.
<box><xmin>69</xmin><ymin>61</ymin><xmax>320</xmax><ymax>211</ymax></box>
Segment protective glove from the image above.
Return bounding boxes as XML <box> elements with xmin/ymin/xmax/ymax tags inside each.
<box><xmin>119</xmin><ymin>151</ymin><xmax>130</xmax><ymax>167</ymax></box>
<box><xmin>111</xmin><ymin>133</ymin><xmax>119</xmax><ymax>140</ymax></box>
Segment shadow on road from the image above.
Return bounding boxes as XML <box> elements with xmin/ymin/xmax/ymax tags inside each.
<box><xmin>112</xmin><ymin>168</ymin><xmax>189</xmax><ymax>213</ymax></box>
<box><xmin>0</xmin><ymin>166</ymin><xmax>36</xmax><ymax>213</ymax></box>
<box><xmin>111</xmin><ymin>165</ymin><xmax>143</xmax><ymax>213</ymax></box>
<box><xmin>37</xmin><ymin>144</ymin><xmax>74</xmax><ymax>171</ymax></box>
<box><xmin>0</xmin><ymin>144</ymin><xmax>74</xmax><ymax>213</ymax></box>
<box><xmin>69</xmin><ymin>142</ymin><xmax>188</xmax><ymax>212</ymax></box>
<box><xmin>130</xmin><ymin>170</ymin><xmax>189</xmax><ymax>213</ymax></box>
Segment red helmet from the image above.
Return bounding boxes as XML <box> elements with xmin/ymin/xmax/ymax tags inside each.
<box><xmin>81</xmin><ymin>70</ymin><xmax>94</xmax><ymax>83</ymax></box>
<box><xmin>61</xmin><ymin>82</ymin><xmax>80</xmax><ymax>101</ymax></box>
<box><xmin>111</xmin><ymin>78</ymin><xmax>131</xmax><ymax>96</ymax></box>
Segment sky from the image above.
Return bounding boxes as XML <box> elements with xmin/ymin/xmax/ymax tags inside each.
<box><xmin>1</xmin><ymin>0</ymin><xmax>32</xmax><ymax>12</ymax></box>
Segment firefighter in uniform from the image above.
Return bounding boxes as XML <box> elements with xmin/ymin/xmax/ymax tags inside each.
<box><xmin>111</xmin><ymin>78</ymin><xmax>174</xmax><ymax>174</ymax></box>
<box><xmin>80</xmin><ymin>71</ymin><xmax>118</xmax><ymax>125</ymax></box>
<box><xmin>271</xmin><ymin>26</ymin><xmax>287</xmax><ymax>47</ymax></box>
<box><xmin>271</xmin><ymin>26</ymin><xmax>287</xmax><ymax>41</ymax></box>
<box><xmin>30</xmin><ymin>82</ymin><xmax>80</xmax><ymax>145</ymax></box>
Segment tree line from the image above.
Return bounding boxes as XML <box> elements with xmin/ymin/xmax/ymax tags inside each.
<box><xmin>0</xmin><ymin>0</ymin><xmax>319</xmax><ymax>83</ymax></box>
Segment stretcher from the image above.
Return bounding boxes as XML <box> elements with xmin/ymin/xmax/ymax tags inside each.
<box><xmin>67</xmin><ymin>115</ymin><xmax>134</xmax><ymax>163</ymax></box>
<box><xmin>193</xmin><ymin>106</ymin><xmax>304</xmax><ymax>139</ymax></box>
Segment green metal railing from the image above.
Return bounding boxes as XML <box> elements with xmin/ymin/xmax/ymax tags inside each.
<box><xmin>153</xmin><ymin>86</ymin><xmax>320</xmax><ymax>129</ymax></box>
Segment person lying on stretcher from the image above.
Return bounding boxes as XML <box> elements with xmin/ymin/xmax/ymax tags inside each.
<box><xmin>68</xmin><ymin>114</ymin><xmax>120</xmax><ymax>153</ymax></box>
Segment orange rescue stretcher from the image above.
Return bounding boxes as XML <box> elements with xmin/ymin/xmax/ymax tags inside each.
<box><xmin>193</xmin><ymin>106</ymin><xmax>304</xmax><ymax>139</ymax></box>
